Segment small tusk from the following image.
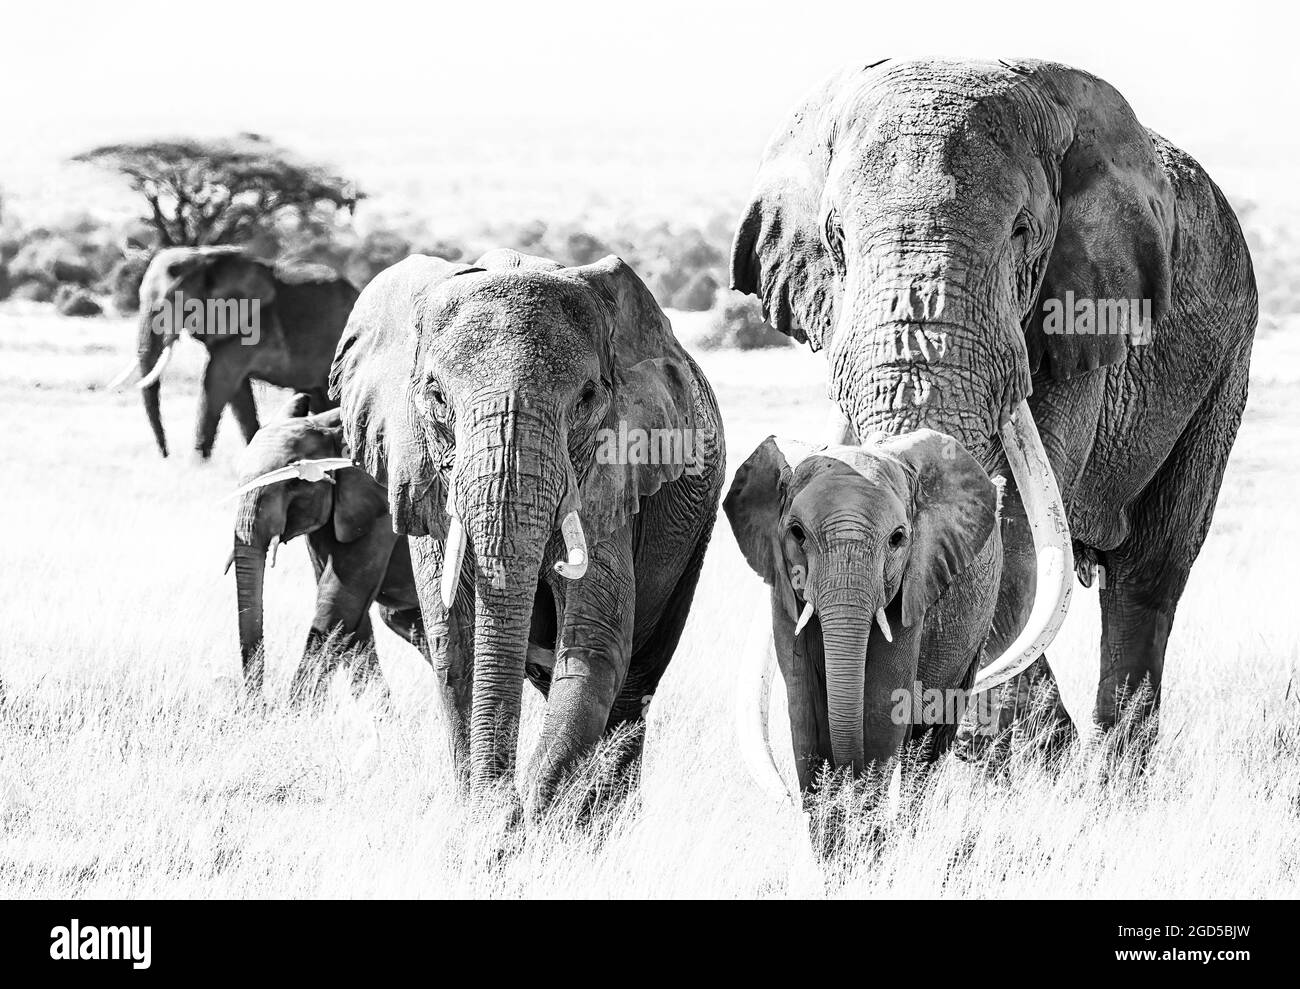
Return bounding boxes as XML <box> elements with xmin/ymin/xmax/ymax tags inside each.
<box><xmin>441</xmin><ymin>515</ymin><xmax>467</xmax><ymax>610</ymax></box>
<box><xmin>875</xmin><ymin>607</ymin><xmax>893</xmax><ymax>643</ymax></box>
<box><xmin>268</xmin><ymin>535</ymin><xmax>280</xmax><ymax>568</ymax></box>
<box><xmin>554</xmin><ymin>510</ymin><xmax>588</xmax><ymax>580</ymax></box>
<box><xmin>222</xmin><ymin>549</ymin><xmax>235</xmax><ymax>575</ymax></box>
<box><xmin>794</xmin><ymin>601</ymin><xmax>815</xmax><ymax>636</ymax></box>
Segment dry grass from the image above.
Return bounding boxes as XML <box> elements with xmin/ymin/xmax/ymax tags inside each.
<box><xmin>0</xmin><ymin>302</ymin><xmax>1297</xmax><ymax>898</ymax></box>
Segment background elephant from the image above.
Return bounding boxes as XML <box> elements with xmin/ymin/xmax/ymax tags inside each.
<box><xmin>119</xmin><ymin>246</ymin><xmax>359</xmax><ymax>459</ymax></box>
<box><xmin>730</xmin><ymin>58</ymin><xmax>1257</xmax><ymax>772</ymax></box>
<box><xmin>229</xmin><ymin>394</ymin><xmax>423</xmax><ymax>698</ymax></box>
<box><xmin>726</xmin><ymin>432</ymin><xmax>1001</xmax><ymax>787</ymax></box>
<box><xmin>331</xmin><ymin>248</ymin><xmax>724</xmax><ymax>813</ymax></box>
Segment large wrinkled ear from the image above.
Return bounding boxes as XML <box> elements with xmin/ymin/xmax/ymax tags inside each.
<box><xmin>566</xmin><ymin>256</ymin><xmax>708</xmax><ymax>541</ymax></box>
<box><xmin>876</xmin><ymin>430</ymin><xmax>998</xmax><ymax>627</ymax></box>
<box><xmin>329</xmin><ymin>255</ymin><xmax>470</xmax><ymax>537</ymax></box>
<box><xmin>332</xmin><ymin>467</ymin><xmax>390</xmax><ymax>543</ymax></box>
<box><xmin>723</xmin><ymin>436</ymin><xmax>815</xmax><ymax>621</ymax></box>
<box><xmin>1011</xmin><ymin>60</ymin><xmax>1176</xmax><ymax>380</ymax></box>
<box><xmin>730</xmin><ymin>66</ymin><xmax>868</xmax><ymax>349</ymax></box>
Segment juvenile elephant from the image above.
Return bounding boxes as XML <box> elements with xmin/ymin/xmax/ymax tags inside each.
<box><xmin>730</xmin><ymin>58</ymin><xmax>1257</xmax><ymax>789</ymax></box>
<box><xmin>726</xmin><ymin>433</ymin><xmax>1001</xmax><ymax>791</ymax></box>
<box><xmin>116</xmin><ymin>247</ymin><xmax>359</xmax><ymax>459</ymax></box>
<box><xmin>228</xmin><ymin>394</ymin><xmax>423</xmax><ymax>698</ymax></box>
<box><xmin>330</xmin><ymin>249</ymin><xmax>724</xmax><ymax>813</ymax></box>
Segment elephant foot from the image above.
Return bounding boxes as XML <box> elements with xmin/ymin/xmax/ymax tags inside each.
<box><xmin>522</xmin><ymin>720</ymin><xmax>646</xmax><ymax>829</ymax></box>
<box><xmin>467</xmin><ymin>784</ymin><xmax>525</xmax><ymax>872</ymax></box>
<box><xmin>1093</xmin><ymin>678</ymin><xmax>1161</xmax><ymax>779</ymax></box>
<box><xmin>956</xmin><ymin>655</ymin><xmax>1077</xmax><ymax>770</ymax></box>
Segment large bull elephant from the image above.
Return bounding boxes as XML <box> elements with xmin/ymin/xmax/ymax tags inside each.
<box><xmin>729</xmin><ymin>58</ymin><xmax>1257</xmax><ymax>794</ymax></box>
<box><xmin>330</xmin><ymin>249</ymin><xmax>724</xmax><ymax>814</ymax></box>
<box><xmin>228</xmin><ymin>394</ymin><xmax>423</xmax><ymax>698</ymax></box>
<box><xmin>115</xmin><ymin>247</ymin><xmax>358</xmax><ymax>459</ymax></box>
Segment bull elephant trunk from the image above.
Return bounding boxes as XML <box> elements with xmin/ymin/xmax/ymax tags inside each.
<box><xmin>137</xmin><ymin>305</ymin><xmax>175</xmax><ymax>458</ymax></box>
<box><xmin>232</xmin><ymin>544</ymin><xmax>267</xmax><ymax>693</ymax></box>
<box><xmin>454</xmin><ymin>392</ymin><xmax>567</xmax><ymax>790</ymax></box>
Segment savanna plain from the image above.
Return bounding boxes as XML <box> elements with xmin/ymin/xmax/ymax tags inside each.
<box><xmin>1</xmin><ymin>299</ymin><xmax>1297</xmax><ymax>898</ymax></box>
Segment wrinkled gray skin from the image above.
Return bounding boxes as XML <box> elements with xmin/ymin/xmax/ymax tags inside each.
<box><xmin>231</xmin><ymin>394</ymin><xmax>423</xmax><ymax>698</ymax></box>
<box><xmin>332</xmin><ymin>249</ymin><xmax>724</xmax><ymax>815</ymax></box>
<box><xmin>727</xmin><ymin>432</ymin><xmax>1000</xmax><ymax>782</ymax></box>
<box><xmin>137</xmin><ymin>247</ymin><xmax>358</xmax><ymax>459</ymax></box>
<box><xmin>731</xmin><ymin>58</ymin><xmax>1256</xmax><ymax>753</ymax></box>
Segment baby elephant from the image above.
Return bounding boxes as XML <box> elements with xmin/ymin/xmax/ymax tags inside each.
<box><xmin>725</xmin><ymin>430</ymin><xmax>1002</xmax><ymax>798</ymax></box>
<box><xmin>228</xmin><ymin>394</ymin><xmax>424</xmax><ymax>699</ymax></box>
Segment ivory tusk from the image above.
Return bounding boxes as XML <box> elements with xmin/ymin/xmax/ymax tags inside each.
<box><xmin>875</xmin><ymin>607</ymin><xmax>892</xmax><ymax>643</ymax></box>
<box><xmin>222</xmin><ymin>549</ymin><xmax>235</xmax><ymax>576</ymax></box>
<box><xmin>553</xmin><ymin>510</ymin><xmax>588</xmax><ymax>580</ymax></box>
<box><xmin>973</xmin><ymin>399</ymin><xmax>1074</xmax><ymax>694</ymax></box>
<box><xmin>136</xmin><ymin>339</ymin><xmax>175</xmax><ymax>390</ymax></box>
<box><xmin>268</xmin><ymin>535</ymin><xmax>280</xmax><ymax>568</ymax></box>
<box><xmin>794</xmin><ymin>601</ymin><xmax>815</xmax><ymax>636</ymax></box>
<box><xmin>441</xmin><ymin>515</ymin><xmax>466</xmax><ymax>610</ymax></box>
<box><xmin>736</xmin><ymin>622</ymin><xmax>795</xmax><ymax>806</ymax></box>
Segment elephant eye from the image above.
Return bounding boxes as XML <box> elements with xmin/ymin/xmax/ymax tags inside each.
<box><xmin>788</xmin><ymin>521</ymin><xmax>807</xmax><ymax>545</ymax></box>
<box><xmin>889</xmin><ymin>525</ymin><xmax>908</xmax><ymax>549</ymax></box>
<box><xmin>574</xmin><ymin>381</ymin><xmax>597</xmax><ymax>414</ymax></box>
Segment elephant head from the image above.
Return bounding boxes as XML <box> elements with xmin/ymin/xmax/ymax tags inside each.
<box><xmin>228</xmin><ymin>394</ymin><xmax>386</xmax><ymax>691</ymax></box>
<box><xmin>330</xmin><ymin>250</ymin><xmax>699</xmax><ymax>790</ymax></box>
<box><xmin>127</xmin><ymin>246</ymin><xmax>276</xmax><ymax>457</ymax></box>
<box><xmin>730</xmin><ymin>59</ymin><xmax>1162</xmax><ymax>696</ymax></box>
<box><xmin>726</xmin><ymin>432</ymin><xmax>998</xmax><ymax>776</ymax></box>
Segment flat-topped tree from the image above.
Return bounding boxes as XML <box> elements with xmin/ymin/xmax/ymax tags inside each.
<box><xmin>72</xmin><ymin>134</ymin><xmax>362</xmax><ymax>248</ymax></box>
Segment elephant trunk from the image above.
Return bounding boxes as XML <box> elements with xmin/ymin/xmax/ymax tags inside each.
<box><xmin>810</xmin><ymin>545</ymin><xmax>882</xmax><ymax>774</ymax></box>
<box><xmin>137</xmin><ymin>305</ymin><xmax>174</xmax><ymax>458</ymax></box>
<box><xmin>456</xmin><ymin>392</ymin><xmax>567</xmax><ymax>790</ymax></box>
<box><xmin>233</xmin><ymin>545</ymin><xmax>267</xmax><ymax>693</ymax></box>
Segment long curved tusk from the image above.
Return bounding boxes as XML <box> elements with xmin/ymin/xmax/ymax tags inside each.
<box><xmin>553</xmin><ymin>510</ymin><xmax>588</xmax><ymax>580</ymax></box>
<box><xmin>107</xmin><ymin>361</ymin><xmax>139</xmax><ymax>390</ymax></box>
<box><xmin>794</xmin><ymin>601</ymin><xmax>815</xmax><ymax>636</ymax></box>
<box><xmin>736</xmin><ymin>622</ymin><xmax>797</xmax><ymax>806</ymax></box>
<box><xmin>973</xmin><ymin>399</ymin><xmax>1074</xmax><ymax>694</ymax></box>
<box><xmin>875</xmin><ymin>607</ymin><xmax>893</xmax><ymax>643</ymax></box>
<box><xmin>440</xmin><ymin>515</ymin><xmax>467</xmax><ymax>610</ymax></box>
<box><xmin>136</xmin><ymin>338</ymin><xmax>175</xmax><ymax>390</ymax></box>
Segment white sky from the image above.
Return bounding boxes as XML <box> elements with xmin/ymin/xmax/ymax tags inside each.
<box><xmin>2</xmin><ymin>0</ymin><xmax>1297</xmax><ymax>216</ymax></box>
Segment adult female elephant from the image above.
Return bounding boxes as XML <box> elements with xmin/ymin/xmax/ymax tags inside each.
<box><xmin>227</xmin><ymin>394</ymin><xmax>423</xmax><ymax>699</ymax></box>
<box><xmin>114</xmin><ymin>247</ymin><xmax>358</xmax><ymax>459</ymax></box>
<box><xmin>331</xmin><ymin>249</ymin><xmax>724</xmax><ymax>813</ymax></box>
<box><xmin>730</xmin><ymin>58</ymin><xmax>1256</xmax><ymax>788</ymax></box>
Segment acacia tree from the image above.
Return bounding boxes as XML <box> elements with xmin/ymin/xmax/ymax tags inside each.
<box><xmin>72</xmin><ymin>134</ymin><xmax>362</xmax><ymax>248</ymax></box>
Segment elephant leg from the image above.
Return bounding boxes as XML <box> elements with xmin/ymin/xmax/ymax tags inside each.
<box><xmin>410</xmin><ymin>536</ymin><xmax>474</xmax><ymax>785</ymax></box>
<box><xmin>1094</xmin><ymin>365</ymin><xmax>1249</xmax><ymax>743</ymax></box>
<box><xmin>292</xmin><ymin>533</ymin><xmax>395</xmax><ymax>705</ymax></box>
<box><xmin>228</xmin><ymin>378</ymin><xmax>260</xmax><ymax>443</ymax></box>
<box><xmin>194</xmin><ymin>347</ymin><xmax>254</xmax><ymax>459</ymax></box>
<box><xmin>604</xmin><ymin>533</ymin><xmax>712</xmax><ymax>783</ymax></box>
<box><xmin>523</xmin><ymin>528</ymin><xmax>635</xmax><ymax>817</ymax></box>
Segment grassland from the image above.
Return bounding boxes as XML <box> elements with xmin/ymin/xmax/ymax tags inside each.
<box><xmin>0</xmin><ymin>303</ymin><xmax>1296</xmax><ymax>897</ymax></box>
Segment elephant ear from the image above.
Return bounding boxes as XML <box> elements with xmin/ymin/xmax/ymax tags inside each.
<box><xmin>199</xmin><ymin>248</ymin><xmax>279</xmax><ymax>307</ymax></box>
<box><xmin>723</xmin><ymin>436</ymin><xmax>816</xmax><ymax>622</ymax></box>
<box><xmin>329</xmin><ymin>255</ymin><xmax>471</xmax><ymax>538</ymax></box>
<box><xmin>567</xmin><ymin>256</ymin><xmax>711</xmax><ymax>542</ymax></box>
<box><xmin>730</xmin><ymin>65</ymin><xmax>872</xmax><ymax>350</ymax></box>
<box><xmin>332</xmin><ymin>467</ymin><xmax>390</xmax><ymax>543</ymax></box>
<box><xmin>1010</xmin><ymin>60</ymin><xmax>1176</xmax><ymax>379</ymax></box>
<box><xmin>877</xmin><ymin>430</ymin><xmax>998</xmax><ymax>627</ymax></box>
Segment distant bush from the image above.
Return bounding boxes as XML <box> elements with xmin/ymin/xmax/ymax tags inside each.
<box><xmin>9</xmin><ymin>237</ymin><xmax>96</xmax><ymax>288</ymax></box>
<box><xmin>107</xmin><ymin>251</ymin><xmax>152</xmax><ymax>314</ymax></box>
<box><xmin>696</xmin><ymin>295</ymin><xmax>790</xmax><ymax>351</ymax></box>
<box><xmin>53</xmin><ymin>284</ymin><xmax>102</xmax><ymax>317</ymax></box>
<box><xmin>345</xmin><ymin>229</ymin><xmax>411</xmax><ymax>288</ymax></box>
<box><xmin>11</xmin><ymin>280</ymin><xmax>53</xmax><ymax>303</ymax></box>
<box><xmin>670</xmin><ymin>270</ymin><xmax>719</xmax><ymax>311</ymax></box>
